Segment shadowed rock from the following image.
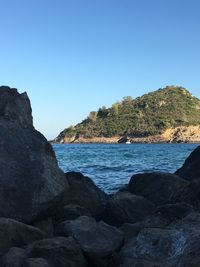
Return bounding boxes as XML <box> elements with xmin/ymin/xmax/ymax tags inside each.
<box><xmin>26</xmin><ymin>237</ymin><xmax>88</xmax><ymax>267</ymax></box>
<box><xmin>0</xmin><ymin>218</ymin><xmax>45</xmax><ymax>255</ymax></box>
<box><xmin>103</xmin><ymin>191</ymin><xmax>155</xmax><ymax>227</ymax></box>
<box><xmin>128</xmin><ymin>172</ymin><xmax>188</xmax><ymax>206</ymax></box>
<box><xmin>0</xmin><ymin>87</ymin><xmax>68</xmax><ymax>223</ymax></box>
<box><xmin>175</xmin><ymin>145</ymin><xmax>200</xmax><ymax>180</ymax></box>
<box><xmin>55</xmin><ymin>216</ymin><xmax>124</xmax><ymax>267</ymax></box>
<box><xmin>1</xmin><ymin>247</ymin><xmax>26</xmax><ymax>267</ymax></box>
<box><xmin>63</xmin><ymin>172</ymin><xmax>107</xmax><ymax>219</ymax></box>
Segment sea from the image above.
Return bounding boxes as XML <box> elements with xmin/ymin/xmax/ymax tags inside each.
<box><xmin>53</xmin><ymin>143</ymin><xmax>199</xmax><ymax>194</ymax></box>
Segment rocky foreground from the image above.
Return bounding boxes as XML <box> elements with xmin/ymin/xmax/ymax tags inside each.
<box><xmin>0</xmin><ymin>86</ymin><xmax>200</xmax><ymax>266</ymax></box>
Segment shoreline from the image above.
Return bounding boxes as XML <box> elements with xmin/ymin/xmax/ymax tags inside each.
<box><xmin>53</xmin><ymin>125</ymin><xmax>200</xmax><ymax>144</ymax></box>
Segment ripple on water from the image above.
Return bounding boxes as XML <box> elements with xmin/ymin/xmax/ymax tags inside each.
<box><xmin>53</xmin><ymin>143</ymin><xmax>199</xmax><ymax>194</ymax></box>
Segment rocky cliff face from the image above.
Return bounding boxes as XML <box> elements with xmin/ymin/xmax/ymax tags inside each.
<box><xmin>55</xmin><ymin>126</ymin><xmax>200</xmax><ymax>143</ymax></box>
<box><xmin>0</xmin><ymin>86</ymin><xmax>68</xmax><ymax>223</ymax></box>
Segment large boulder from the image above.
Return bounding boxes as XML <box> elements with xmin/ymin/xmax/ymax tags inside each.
<box><xmin>63</xmin><ymin>172</ymin><xmax>107</xmax><ymax>219</ymax></box>
<box><xmin>0</xmin><ymin>218</ymin><xmax>45</xmax><ymax>255</ymax></box>
<box><xmin>112</xmin><ymin>212</ymin><xmax>200</xmax><ymax>267</ymax></box>
<box><xmin>25</xmin><ymin>237</ymin><xmax>88</xmax><ymax>267</ymax></box>
<box><xmin>103</xmin><ymin>191</ymin><xmax>155</xmax><ymax>226</ymax></box>
<box><xmin>1</xmin><ymin>247</ymin><xmax>26</xmax><ymax>267</ymax></box>
<box><xmin>128</xmin><ymin>172</ymin><xmax>188</xmax><ymax>206</ymax></box>
<box><xmin>172</xmin><ymin>178</ymin><xmax>200</xmax><ymax>210</ymax></box>
<box><xmin>0</xmin><ymin>87</ymin><xmax>68</xmax><ymax>223</ymax></box>
<box><xmin>55</xmin><ymin>216</ymin><xmax>124</xmax><ymax>267</ymax></box>
<box><xmin>175</xmin><ymin>145</ymin><xmax>200</xmax><ymax>180</ymax></box>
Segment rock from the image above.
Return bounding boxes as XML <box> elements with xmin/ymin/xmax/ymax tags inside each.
<box><xmin>120</xmin><ymin>223</ymin><xmax>142</xmax><ymax>241</ymax></box>
<box><xmin>156</xmin><ymin>203</ymin><xmax>194</xmax><ymax>222</ymax></box>
<box><xmin>120</xmin><ymin>213</ymin><xmax>171</xmax><ymax>242</ymax></box>
<box><xmin>172</xmin><ymin>178</ymin><xmax>200</xmax><ymax>210</ymax></box>
<box><xmin>63</xmin><ymin>172</ymin><xmax>107</xmax><ymax>219</ymax></box>
<box><xmin>128</xmin><ymin>172</ymin><xmax>188</xmax><ymax>206</ymax></box>
<box><xmin>0</xmin><ymin>218</ymin><xmax>45</xmax><ymax>255</ymax></box>
<box><xmin>54</xmin><ymin>204</ymin><xmax>91</xmax><ymax>224</ymax></box>
<box><xmin>1</xmin><ymin>247</ymin><xmax>26</xmax><ymax>267</ymax></box>
<box><xmin>113</xmin><ymin>212</ymin><xmax>200</xmax><ymax>267</ymax></box>
<box><xmin>0</xmin><ymin>87</ymin><xmax>68</xmax><ymax>223</ymax></box>
<box><xmin>175</xmin><ymin>145</ymin><xmax>200</xmax><ymax>180</ymax></box>
<box><xmin>55</xmin><ymin>216</ymin><xmax>124</xmax><ymax>267</ymax></box>
<box><xmin>26</xmin><ymin>236</ymin><xmax>88</xmax><ymax>267</ymax></box>
<box><xmin>32</xmin><ymin>218</ymin><xmax>54</xmax><ymax>238</ymax></box>
<box><xmin>22</xmin><ymin>258</ymin><xmax>51</xmax><ymax>267</ymax></box>
<box><xmin>103</xmin><ymin>191</ymin><xmax>155</xmax><ymax>226</ymax></box>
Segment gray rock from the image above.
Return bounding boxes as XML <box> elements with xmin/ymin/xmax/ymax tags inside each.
<box><xmin>156</xmin><ymin>203</ymin><xmax>194</xmax><ymax>222</ymax></box>
<box><xmin>22</xmin><ymin>258</ymin><xmax>51</xmax><ymax>267</ymax></box>
<box><xmin>54</xmin><ymin>204</ymin><xmax>91</xmax><ymax>224</ymax></box>
<box><xmin>55</xmin><ymin>216</ymin><xmax>124</xmax><ymax>267</ymax></box>
<box><xmin>175</xmin><ymin>145</ymin><xmax>200</xmax><ymax>180</ymax></box>
<box><xmin>0</xmin><ymin>218</ymin><xmax>45</xmax><ymax>255</ymax></box>
<box><xmin>26</xmin><ymin>236</ymin><xmax>88</xmax><ymax>267</ymax></box>
<box><xmin>172</xmin><ymin>178</ymin><xmax>200</xmax><ymax>210</ymax></box>
<box><xmin>1</xmin><ymin>247</ymin><xmax>26</xmax><ymax>267</ymax></box>
<box><xmin>113</xmin><ymin>212</ymin><xmax>200</xmax><ymax>267</ymax></box>
<box><xmin>0</xmin><ymin>87</ymin><xmax>68</xmax><ymax>223</ymax></box>
<box><xmin>103</xmin><ymin>191</ymin><xmax>155</xmax><ymax>226</ymax></box>
<box><xmin>64</xmin><ymin>172</ymin><xmax>107</xmax><ymax>219</ymax></box>
<box><xmin>32</xmin><ymin>218</ymin><xmax>54</xmax><ymax>238</ymax></box>
<box><xmin>128</xmin><ymin>172</ymin><xmax>188</xmax><ymax>206</ymax></box>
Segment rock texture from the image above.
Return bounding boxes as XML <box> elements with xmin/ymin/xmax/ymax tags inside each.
<box><xmin>63</xmin><ymin>172</ymin><xmax>107</xmax><ymax>219</ymax></box>
<box><xmin>0</xmin><ymin>86</ymin><xmax>68</xmax><ymax>223</ymax></box>
<box><xmin>0</xmin><ymin>218</ymin><xmax>45</xmax><ymax>255</ymax></box>
<box><xmin>55</xmin><ymin>216</ymin><xmax>124</xmax><ymax>267</ymax></box>
<box><xmin>128</xmin><ymin>172</ymin><xmax>189</xmax><ymax>205</ymax></box>
<box><xmin>103</xmin><ymin>191</ymin><xmax>155</xmax><ymax>226</ymax></box>
<box><xmin>175</xmin><ymin>145</ymin><xmax>200</xmax><ymax>180</ymax></box>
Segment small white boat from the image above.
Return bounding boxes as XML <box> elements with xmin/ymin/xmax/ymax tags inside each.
<box><xmin>126</xmin><ymin>140</ymin><xmax>131</xmax><ymax>144</ymax></box>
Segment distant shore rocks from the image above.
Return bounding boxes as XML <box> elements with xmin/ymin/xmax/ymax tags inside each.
<box><xmin>53</xmin><ymin>125</ymin><xmax>200</xmax><ymax>144</ymax></box>
<box><xmin>1</xmin><ymin>86</ymin><xmax>200</xmax><ymax>266</ymax></box>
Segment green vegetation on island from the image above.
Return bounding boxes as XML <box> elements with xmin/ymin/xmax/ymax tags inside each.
<box><xmin>56</xmin><ymin>86</ymin><xmax>200</xmax><ymax>141</ymax></box>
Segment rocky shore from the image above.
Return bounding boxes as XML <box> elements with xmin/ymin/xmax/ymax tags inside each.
<box><xmin>1</xmin><ymin>86</ymin><xmax>200</xmax><ymax>266</ymax></box>
<box><xmin>54</xmin><ymin>126</ymin><xmax>200</xmax><ymax>144</ymax></box>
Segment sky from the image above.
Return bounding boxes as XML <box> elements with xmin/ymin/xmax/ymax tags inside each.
<box><xmin>0</xmin><ymin>0</ymin><xmax>200</xmax><ymax>139</ymax></box>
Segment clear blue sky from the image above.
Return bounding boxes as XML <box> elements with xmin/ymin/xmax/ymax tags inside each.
<box><xmin>0</xmin><ymin>0</ymin><xmax>199</xmax><ymax>139</ymax></box>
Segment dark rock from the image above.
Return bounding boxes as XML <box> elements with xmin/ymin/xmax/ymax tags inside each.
<box><xmin>0</xmin><ymin>87</ymin><xmax>68</xmax><ymax>223</ymax></box>
<box><xmin>32</xmin><ymin>218</ymin><xmax>54</xmax><ymax>238</ymax></box>
<box><xmin>112</xmin><ymin>228</ymin><xmax>184</xmax><ymax>267</ymax></box>
<box><xmin>120</xmin><ymin>223</ymin><xmax>141</xmax><ymax>241</ymax></box>
<box><xmin>172</xmin><ymin>178</ymin><xmax>200</xmax><ymax>210</ymax></box>
<box><xmin>103</xmin><ymin>191</ymin><xmax>155</xmax><ymax>226</ymax></box>
<box><xmin>26</xmin><ymin>236</ymin><xmax>88</xmax><ymax>267</ymax></box>
<box><xmin>156</xmin><ymin>203</ymin><xmax>194</xmax><ymax>222</ymax></box>
<box><xmin>113</xmin><ymin>212</ymin><xmax>200</xmax><ymax>267</ymax></box>
<box><xmin>0</xmin><ymin>218</ymin><xmax>45</xmax><ymax>255</ymax></box>
<box><xmin>1</xmin><ymin>247</ymin><xmax>26</xmax><ymax>267</ymax></box>
<box><xmin>63</xmin><ymin>172</ymin><xmax>107</xmax><ymax>219</ymax></box>
<box><xmin>55</xmin><ymin>216</ymin><xmax>124</xmax><ymax>267</ymax></box>
<box><xmin>175</xmin><ymin>145</ymin><xmax>200</xmax><ymax>180</ymax></box>
<box><xmin>120</xmin><ymin>213</ymin><xmax>170</xmax><ymax>242</ymax></box>
<box><xmin>128</xmin><ymin>172</ymin><xmax>188</xmax><ymax>206</ymax></box>
<box><xmin>22</xmin><ymin>258</ymin><xmax>50</xmax><ymax>267</ymax></box>
<box><xmin>54</xmin><ymin>204</ymin><xmax>91</xmax><ymax>224</ymax></box>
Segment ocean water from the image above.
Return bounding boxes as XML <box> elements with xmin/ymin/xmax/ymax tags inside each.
<box><xmin>53</xmin><ymin>143</ymin><xmax>199</xmax><ymax>194</ymax></box>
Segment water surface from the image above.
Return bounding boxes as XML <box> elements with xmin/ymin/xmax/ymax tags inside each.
<box><xmin>53</xmin><ymin>143</ymin><xmax>199</xmax><ymax>193</ymax></box>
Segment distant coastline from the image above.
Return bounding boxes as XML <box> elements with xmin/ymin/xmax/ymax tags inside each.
<box><xmin>52</xmin><ymin>126</ymin><xmax>200</xmax><ymax>144</ymax></box>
